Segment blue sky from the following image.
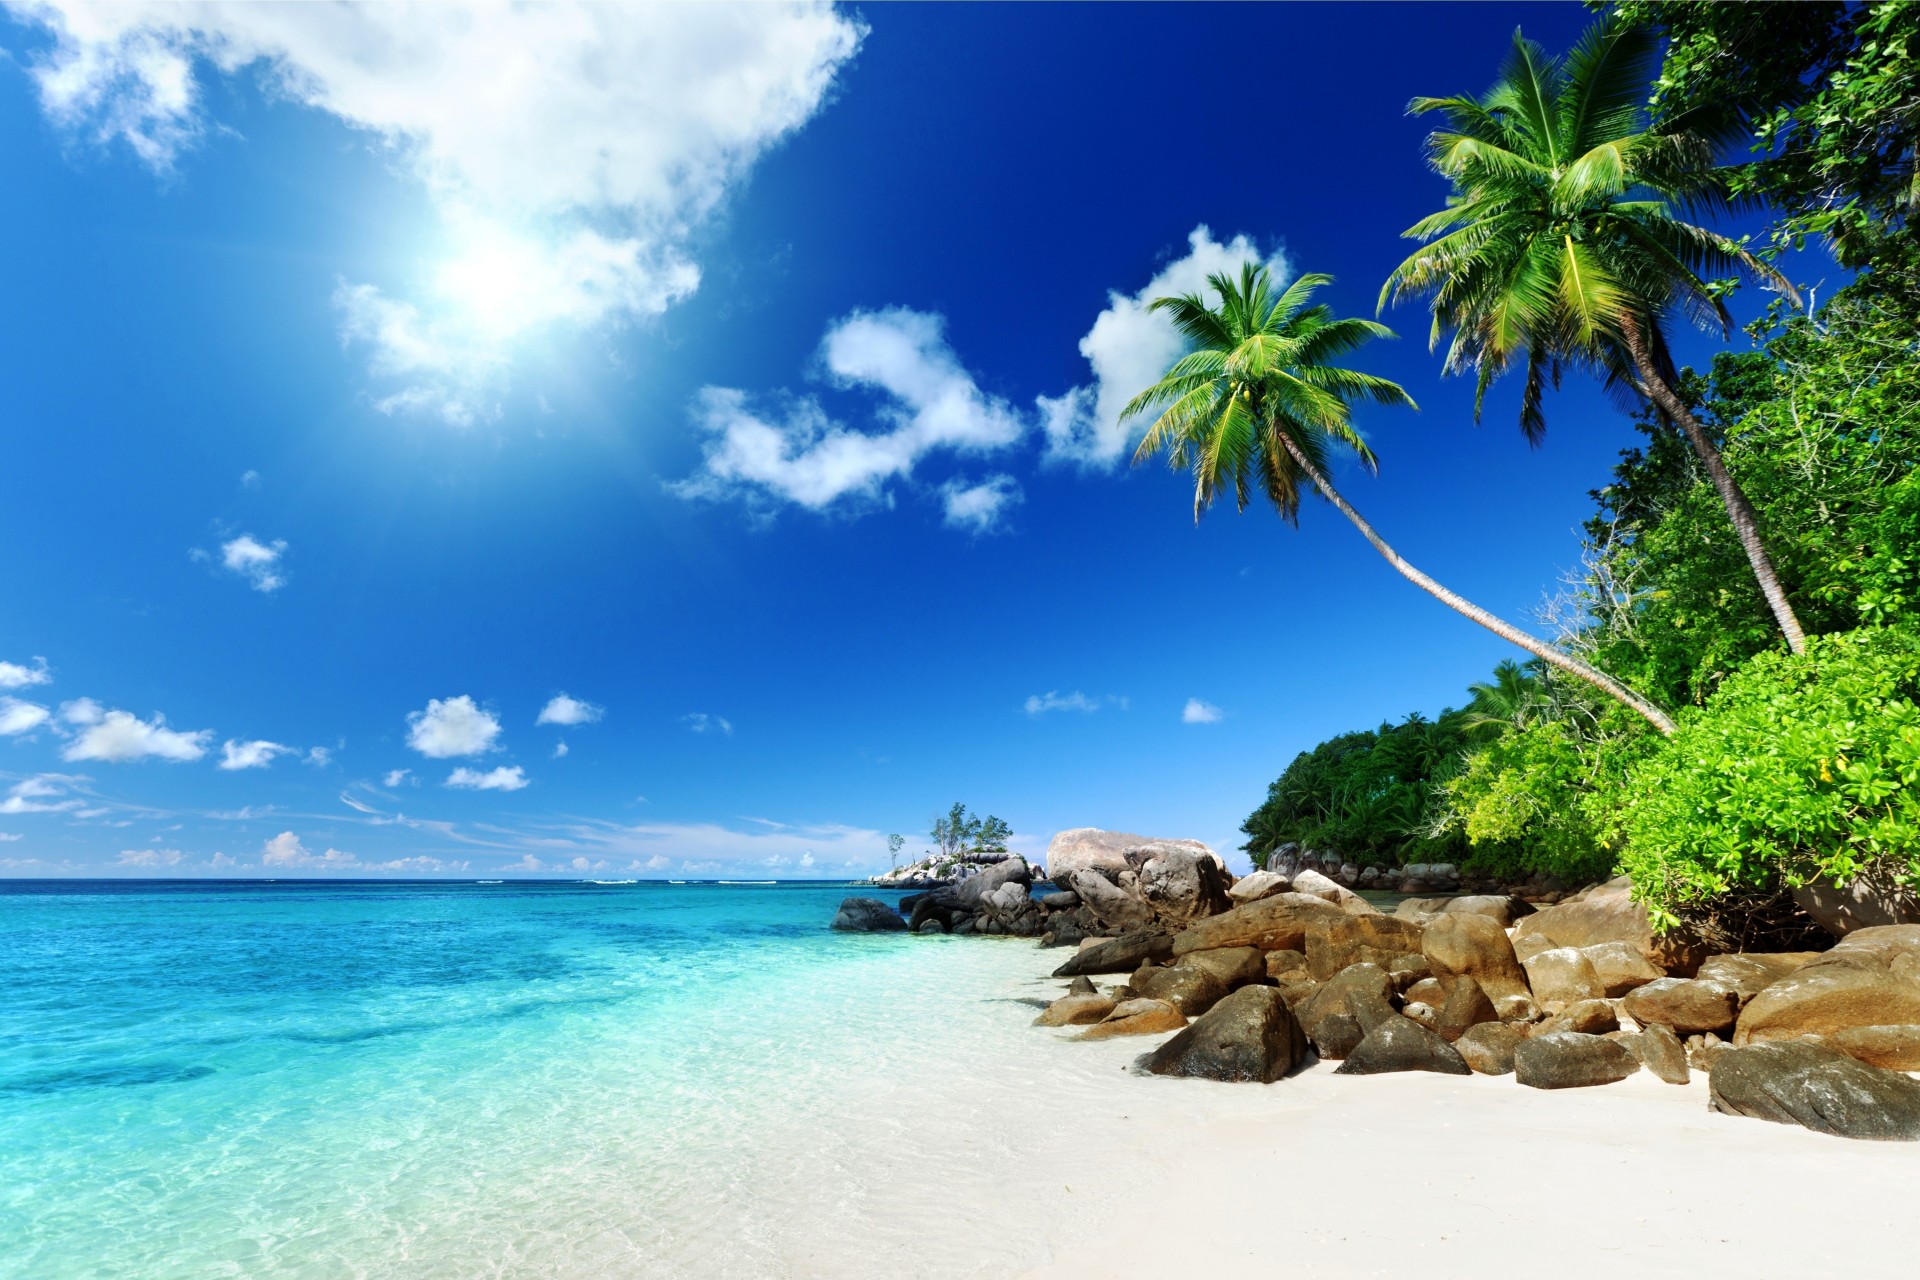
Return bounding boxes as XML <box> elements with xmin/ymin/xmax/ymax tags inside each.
<box><xmin>0</xmin><ymin>2</ymin><xmax>1780</xmax><ymax>878</ymax></box>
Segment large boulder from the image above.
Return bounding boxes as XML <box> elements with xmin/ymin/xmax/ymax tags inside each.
<box><xmin>1034</xmin><ymin>994</ymin><xmax>1116</xmax><ymax>1027</ymax></box>
<box><xmin>1051</xmin><ymin>929</ymin><xmax>1173</xmax><ymax>978</ymax></box>
<box><xmin>1175</xmin><ymin>946</ymin><xmax>1267</xmax><ymax>991</ymax></box>
<box><xmin>1455</xmin><ymin>1021</ymin><xmax>1524</xmax><ymax>1075</ymax></box>
<box><xmin>1078</xmin><ymin>998</ymin><xmax>1187</xmax><ymax>1040</ymax></box>
<box><xmin>1068</xmin><ymin>869</ymin><xmax>1156</xmax><ymax>932</ymax></box>
<box><xmin>1227</xmin><ymin>870</ymin><xmax>1292</xmax><ymax>904</ymax></box>
<box><xmin>1396</xmin><ymin>895</ymin><xmax>1534</xmax><ymax>928</ymax></box>
<box><xmin>1510</xmin><ymin>876</ymin><xmax>1706</xmax><ymax>976</ymax></box>
<box><xmin>1536</xmin><ymin>999</ymin><xmax>1619</xmax><ymax>1037</ymax></box>
<box><xmin>1514</xmin><ymin>1032</ymin><xmax>1641</xmax><ymax>1089</ymax></box>
<box><xmin>831</xmin><ymin>897</ymin><xmax>908</xmax><ymax>932</ymax></box>
<box><xmin>1622</xmin><ymin>978</ymin><xmax>1739</xmax><ymax>1036</ymax></box>
<box><xmin>1578</xmin><ymin>940</ymin><xmax>1666</xmax><ymax>997</ymax></box>
<box><xmin>1790</xmin><ymin>876</ymin><xmax>1920</xmax><ymax>939</ymax></box>
<box><xmin>1304</xmin><ymin>914</ymin><xmax>1427</xmax><ymax>981</ymax></box>
<box><xmin>1436</xmin><ymin>975</ymin><xmax>1498</xmax><ymax>1043</ymax></box>
<box><xmin>1694</xmin><ymin>952</ymin><xmax>1823</xmax><ymax>1008</ymax></box>
<box><xmin>1298</xmin><ymin>963</ymin><xmax>1398</xmax><ymax>1038</ymax></box>
<box><xmin>1734</xmin><ymin>926</ymin><xmax>1920</xmax><ymax>1044</ymax></box>
<box><xmin>1171</xmin><ymin>893</ymin><xmax>1345</xmax><ymax>956</ymax></box>
<box><xmin>1292</xmin><ymin>868</ymin><xmax>1374</xmax><ymax>913</ymax></box>
<box><xmin>1137</xmin><ymin>846</ymin><xmax>1233</xmax><ymax>924</ymax></box>
<box><xmin>1634</xmin><ymin>1023</ymin><xmax>1691</xmax><ymax>1085</ymax></box>
<box><xmin>1422</xmin><ymin>914</ymin><xmax>1530</xmax><ymax>1001</ymax></box>
<box><xmin>1138</xmin><ymin>964</ymin><xmax>1232</xmax><ymax>1017</ymax></box>
<box><xmin>1522</xmin><ymin>947</ymin><xmax>1607</xmax><ymax>1013</ymax></box>
<box><xmin>1308</xmin><ymin>1013</ymin><xmax>1365</xmax><ymax>1061</ymax></box>
<box><xmin>1709</xmin><ymin>1040</ymin><xmax>1920</xmax><ymax>1140</ymax></box>
<box><xmin>1045</xmin><ymin>828</ymin><xmax>1219</xmax><ymax>886</ymax></box>
<box><xmin>1334</xmin><ymin>1016</ymin><xmax>1471</xmax><ymax>1076</ymax></box>
<box><xmin>1828</xmin><ymin>1025</ymin><xmax>1920</xmax><ymax>1072</ymax></box>
<box><xmin>1140</xmin><ymin>985</ymin><xmax>1309</xmax><ymax>1083</ymax></box>
<box><xmin>948</xmin><ymin>855</ymin><xmax>1033</xmax><ymax>910</ymax></box>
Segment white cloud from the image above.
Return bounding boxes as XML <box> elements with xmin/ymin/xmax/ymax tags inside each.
<box><xmin>382</xmin><ymin>768</ymin><xmax>411</xmax><ymax>788</ymax></box>
<box><xmin>12</xmin><ymin>3</ymin><xmax>862</xmax><ymax>423</ymax></box>
<box><xmin>240</xmin><ymin>469</ymin><xmax>261</xmax><ymax>488</ymax></box>
<box><xmin>1022</xmin><ymin>691</ymin><xmax>1128</xmax><ymax>717</ymax></box>
<box><xmin>681</xmin><ymin>713</ymin><xmax>733</xmax><ymax>736</ymax></box>
<box><xmin>1039</xmin><ymin>226</ymin><xmax>1291</xmax><ymax>468</ymax></box>
<box><xmin>677</xmin><ymin>309</ymin><xmax>1023</xmax><ymax>516</ymax></box>
<box><xmin>219</xmin><ymin>738</ymin><xmax>291</xmax><ymax>770</ymax></box>
<box><xmin>503</xmin><ymin>854</ymin><xmax>545</xmax><ymax>873</ymax></box>
<box><xmin>406</xmin><ymin>695</ymin><xmax>501</xmax><ymax>758</ymax></box>
<box><xmin>117</xmin><ymin>848</ymin><xmax>184</xmax><ymax>867</ymax></box>
<box><xmin>536</xmin><ymin>694</ymin><xmax>603</xmax><ymax>727</ymax></box>
<box><xmin>1</xmin><ymin>776</ymin><xmax>82</xmax><ymax>815</ymax></box>
<box><xmin>304</xmin><ymin>746</ymin><xmax>332</xmax><ymax>768</ymax></box>
<box><xmin>1182</xmin><ymin>698</ymin><xmax>1224</xmax><ymax>724</ymax></box>
<box><xmin>261</xmin><ymin>830</ymin><xmax>357</xmax><ymax>869</ymax></box>
<box><xmin>216</xmin><ymin>534</ymin><xmax>287</xmax><ymax>592</ymax></box>
<box><xmin>446</xmin><ymin>765</ymin><xmax>528</xmax><ymax>792</ymax></box>
<box><xmin>552</xmin><ymin>741</ymin><xmax>569</xmax><ymax>759</ymax></box>
<box><xmin>370</xmin><ymin>855</ymin><xmax>467</xmax><ymax>874</ymax></box>
<box><xmin>516</xmin><ymin>816</ymin><xmax>886</xmax><ymax>876</ymax></box>
<box><xmin>941</xmin><ymin>474</ymin><xmax>1021</xmax><ymax>534</ymax></box>
<box><xmin>209</xmin><ymin>851</ymin><xmax>235</xmax><ymax>868</ymax></box>
<box><xmin>61</xmin><ymin>704</ymin><xmax>211</xmax><ymax>762</ymax></box>
<box><xmin>0</xmin><ymin>657</ymin><xmax>52</xmax><ymax>689</ymax></box>
<box><xmin>799</xmin><ymin>851</ymin><xmax>816</xmax><ymax>868</ymax></box>
<box><xmin>0</xmin><ymin>697</ymin><xmax>51</xmax><ymax>736</ymax></box>
<box><xmin>0</xmin><ymin>833</ymin><xmax>21</xmax><ymax>842</ymax></box>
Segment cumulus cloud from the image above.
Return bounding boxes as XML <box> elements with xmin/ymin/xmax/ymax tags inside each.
<box><xmin>1039</xmin><ymin>226</ymin><xmax>1291</xmax><ymax>469</ymax></box>
<box><xmin>941</xmin><ymin>474</ymin><xmax>1022</xmax><ymax>534</ymax></box>
<box><xmin>406</xmin><ymin>696</ymin><xmax>501</xmax><ymax>758</ymax></box>
<box><xmin>60</xmin><ymin>702</ymin><xmax>211</xmax><ymax>762</ymax></box>
<box><xmin>12</xmin><ymin>3</ymin><xmax>862</xmax><ymax>424</ymax></box>
<box><xmin>217</xmin><ymin>535</ymin><xmax>287</xmax><ymax>592</ymax></box>
<box><xmin>0</xmin><ymin>698</ymin><xmax>51</xmax><ymax>736</ymax></box>
<box><xmin>1182</xmin><ymin>698</ymin><xmax>1224</xmax><ymax>724</ymax></box>
<box><xmin>219</xmin><ymin>738</ymin><xmax>291</xmax><ymax>770</ymax></box>
<box><xmin>446</xmin><ymin>765</ymin><xmax>528</xmax><ymax>792</ymax></box>
<box><xmin>676</xmin><ymin>308</ymin><xmax>1023</xmax><ymax>517</ymax></box>
<box><xmin>0</xmin><ymin>657</ymin><xmax>52</xmax><ymax>689</ymax></box>
<box><xmin>116</xmin><ymin>848</ymin><xmax>184</xmax><ymax>867</ymax></box>
<box><xmin>1</xmin><ymin>776</ymin><xmax>82</xmax><ymax>815</ymax></box>
<box><xmin>304</xmin><ymin>746</ymin><xmax>332</xmax><ymax>768</ymax></box>
<box><xmin>1023</xmin><ymin>691</ymin><xmax>1127</xmax><ymax>716</ymax></box>
<box><xmin>681</xmin><ymin>713</ymin><xmax>733</xmax><ymax>736</ymax></box>
<box><xmin>520</xmin><ymin>816</ymin><xmax>887</xmax><ymax>877</ymax></box>
<box><xmin>536</xmin><ymin>694</ymin><xmax>603</xmax><ymax>727</ymax></box>
<box><xmin>261</xmin><ymin>831</ymin><xmax>357</xmax><ymax>869</ymax></box>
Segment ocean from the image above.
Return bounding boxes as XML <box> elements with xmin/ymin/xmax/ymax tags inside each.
<box><xmin>0</xmin><ymin>879</ymin><xmax>1092</xmax><ymax>1279</ymax></box>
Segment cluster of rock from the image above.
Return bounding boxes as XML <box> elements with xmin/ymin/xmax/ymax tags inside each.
<box><xmin>1265</xmin><ymin>842</ymin><xmax>1576</xmax><ymax>901</ymax></box>
<box><xmin>867</xmin><ymin>850</ymin><xmax>1022</xmax><ymax>890</ymax></box>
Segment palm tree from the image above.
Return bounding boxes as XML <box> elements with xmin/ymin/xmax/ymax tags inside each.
<box><xmin>1126</xmin><ymin>263</ymin><xmax>1678</xmax><ymax>735</ymax></box>
<box><xmin>1381</xmin><ymin>18</ymin><xmax>1809</xmax><ymax>652</ymax></box>
<box><xmin>1460</xmin><ymin>658</ymin><xmax>1548</xmax><ymax>738</ymax></box>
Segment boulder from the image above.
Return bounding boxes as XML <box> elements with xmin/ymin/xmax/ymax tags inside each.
<box><xmin>1523</xmin><ymin>947</ymin><xmax>1607</xmax><ymax>1012</ymax></box>
<box><xmin>1034</xmin><ymin>994</ymin><xmax>1116</xmax><ymax>1027</ymax></box>
<box><xmin>1790</xmin><ymin>876</ymin><xmax>1920</xmax><ymax>939</ymax></box>
<box><xmin>1068</xmin><ymin>869</ymin><xmax>1156</xmax><ymax>932</ymax></box>
<box><xmin>831</xmin><ymin>897</ymin><xmax>909</xmax><ymax>932</ymax></box>
<box><xmin>1510</xmin><ymin>876</ymin><xmax>1706</xmax><ymax>976</ymax></box>
<box><xmin>1578</xmin><ymin>940</ymin><xmax>1666</xmax><ymax>997</ymax></box>
<box><xmin>1264</xmin><ymin>948</ymin><xmax>1308</xmax><ymax>979</ymax></box>
<box><xmin>1140</xmin><ymin>985</ymin><xmax>1309</xmax><ymax>1083</ymax></box>
<box><xmin>1436</xmin><ymin>976</ymin><xmax>1499</xmax><ymax>1042</ymax></box>
<box><xmin>1227</xmin><ymin>870</ymin><xmax>1292</xmax><ymax>904</ymax></box>
<box><xmin>1709</xmin><ymin>1040</ymin><xmax>1920</xmax><ymax>1140</ymax></box>
<box><xmin>1305</xmin><ymin>915</ymin><xmax>1427</xmax><ymax>981</ymax></box>
<box><xmin>1309</xmin><ymin>1012</ymin><xmax>1364</xmax><ymax>1061</ymax></box>
<box><xmin>1456</xmin><ymin>1021</ymin><xmax>1524</xmax><ymax>1075</ymax></box>
<box><xmin>1386</xmin><ymin>953</ymin><xmax>1432</xmax><ymax>990</ymax></box>
<box><xmin>1514</xmin><ymin>1032</ymin><xmax>1641</xmax><ymax>1089</ymax></box>
<box><xmin>1334</xmin><ymin>1016</ymin><xmax>1471</xmax><ymax>1076</ymax></box>
<box><xmin>914</xmin><ymin>918</ymin><xmax>944</xmax><ymax>935</ymax></box>
<box><xmin>1402</xmin><ymin>1001</ymin><xmax>1441</xmax><ymax>1032</ymax></box>
<box><xmin>1176</xmin><ymin>946</ymin><xmax>1267</xmax><ymax>991</ymax></box>
<box><xmin>1694</xmin><ymin>952</ymin><xmax>1823</xmax><ymax>1008</ymax></box>
<box><xmin>1687</xmin><ymin>1032</ymin><xmax>1730</xmax><ymax>1073</ymax></box>
<box><xmin>1422</xmin><ymin>913</ymin><xmax>1530</xmax><ymax>1001</ymax></box>
<box><xmin>1404</xmin><ymin>977</ymin><xmax>1448</xmax><ymax>1006</ymax></box>
<box><xmin>1398</xmin><ymin>895</ymin><xmax>1534</xmax><ymax>927</ymax></box>
<box><xmin>1298</xmin><ymin>963</ymin><xmax>1398</xmax><ymax>1038</ymax></box>
<box><xmin>1171</xmin><ymin>893</ymin><xmax>1345</xmax><ymax>956</ymax></box>
<box><xmin>1827</xmin><ymin>1025</ymin><xmax>1920</xmax><ymax>1072</ymax></box>
<box><xmin>1037</xmin><ymin>890</ymin><xmax>1080</xmax><ymax>910</ymax></box>
<box><xmin>1734</xmin><ymin>927</ymin><xmax>1920</xmax><ymax>1044</ymax></box>
<box><xmin>1046</xmin><ymin>828</ymin><xmax>1176</xmax><ymax>885</ymax></box>
<box><xmin>1066</xmin><ymin>975</ymin><xmax>1098</xmax><ymax>996</ymax></box>
<box><xmin>1137</xmin><ymin>846</ymin><xmax>1234</xmax><ymax>924</ymax></box>
<box><xmin>1536</xmin><ymin>999</ymin><xmax>1619</xmax><ymax>1037</ymax></box>
<box><xmin>1292</xmin><ymin>868</ymin><xmax>1374</xmax><ymax>913</ymax></box>
<box><xmin>1138</xmin><ymin>964</ymin><xmax>1232</xmax><ymax>1017</ymax></box>
<box><xmin>1494</xmin><ymin>994</ymin><xmax>1542</xmax><ymax>1024</ymax></box>
<box><xmin>949</xmin><ymin>856</ymin><xmax>1033</xmax><ymax>910</ymax></box>
<box><xmin>1635</xmin><ymin>1023</ymin><xmax>1690</xmax><ymax>1085</ymax></box>
<box><xmin>1622</xmin><ymin>978</ymin><xmax>1740</xmax><ymax>1036</ymax></box>
<box><xmin>1051</xmin><ymin>929</ymin><xmax>1173</xmax><ymax>978</ymax></box>
<box><xmin>1077</xmin><ymin>998</ymin><xmax>1188</xmax><ymax>1040</ymax></box>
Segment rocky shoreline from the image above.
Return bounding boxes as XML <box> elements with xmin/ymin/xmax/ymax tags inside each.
<box><xmin>833</xmin><ymin>828</ymin><xmax>1920</xmax><ymax>1143</ymax></box>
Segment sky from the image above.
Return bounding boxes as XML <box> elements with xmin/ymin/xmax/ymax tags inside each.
<box><xmin>0</xmin><ymin>2</ymin><xmax>1792</xmax><ymax>879</ymax></box>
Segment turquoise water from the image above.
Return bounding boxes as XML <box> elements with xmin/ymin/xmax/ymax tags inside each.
<box><xmin>0</xmin><ymin>879</ymin><xmax>1066</xmax><ymax>1279</ymax></box>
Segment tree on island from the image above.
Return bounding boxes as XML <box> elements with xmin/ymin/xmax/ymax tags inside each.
<box><xmin>887</xmin><ymin>833</ymin><xmax>905</xmax><ymax>873</ymax></box>
<box><xmin>929</xmin><ymin>803</ymin><xmax>1012</xmax><ymax>863</ymax></box>
<box><xmin>1125</xmin><ymin>264</ymin><xmax>1678</xmax><ymax>734</ymax></box>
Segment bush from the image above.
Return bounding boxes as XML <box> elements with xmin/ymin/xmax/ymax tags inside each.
<box><xmin>1445</xmin><ymin>722</ymin><xmax>1616</xmax><ymax>885</ymax></box>
<box><xmin>1617</xmin><ymin>628</ymin><xmax>1920</xmax><ymax>929</ymax></box>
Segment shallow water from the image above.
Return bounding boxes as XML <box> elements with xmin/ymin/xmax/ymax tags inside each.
<box><xmin>0</xmin><ymin>880</ymin><xmax>1108</xmax><ymax>1279</ymax></box>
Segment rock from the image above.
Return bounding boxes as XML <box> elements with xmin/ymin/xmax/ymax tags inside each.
<box><xmin>1037</xmin><ymin>890</ymin><xmax>1080</xmax><ymax>910</ymax></box>
<box><xmin>1291</xmin><ymin>868</ymin><xmax>1376</xmax><ymax>914</ymax></box>
<box><xmin>949</xmin><ymin>856</ymin><xmax>1033</xmax><ymax>910</ymax></box>
<box><xmin>1494</xmin><ymin>994</ymin><xmax>1542</xmax><ymax>1024</ymax></box>
<box><xmin>1687</xmin><ymin>1032</ymin><xmax>1729</xmax><ymax>1073</ymax></box>
<box><xmin>1536</xmin><ymin>999</ymin><xmax>1619</xmax><ymax>1037</ymax></box>
<box><xmin>1077</xmin><ymin>998</ymin><xmax>1187</xmax><ymax>1040</ymax></box>
<box><xmin>1138</xmin><ymin>964</ymin><xmax>1232</xmax><ymax>1017</ymax></box>
<box><xmin>1578</xmin><ymin>940</ymin><xmax>1666</xmax><ymax>997</ymax></box>
<box><xmin>1790</xmin><ymin>876</ymin><xmax>1920</xmax><ymax>939</ymax></box>
<box><xmin>1386</xmin><ymin>953</ymin><xmax>1432</xmax><ymax>990</ymax></box>
<box><xmin>1402</xmin><ymin>1002</ymin><xmax>1440</xmax><ymax>1032</ymax></box>
<box><xmin>1140</xmin><ymin>986</ymin><xmax>1309</xmax><ymax>1083</ymax></box>
<box><xmin>1067</xmin><ymin>975</ymin><xmax>1098</xmax><ymax>996</ymax></box>
<box><xmin>914</xmin><ymin>918</ymin><xmax>944</xmax><ymax>935</ymax></box>
<box><xmin>1827</xmin><ymin>1025</ymin><xmax>1920</xmax><ymax>1072</ymax></box>
<box><xmin>1171</xmin><ymin>893</ymin><xmax>1345</xmax><ymax>956</ymax></box>
<box><xmin>1421</xmin><ymin>914</ymin><xmax>1530</xmax><ymax>1001</ymax></box>
<box><xmin>1051</xmin><ymin>929</ymin><xmax>1173</xmax><ymax>978</ymax></box>
<box><xmin>1636</xmin><ymin>1023</ymin><xmax>1690</xmax><ymax>1085</ymax></box>
<box><xmin>1455</xmin><ymin>1021</ymin><xmax>1524</xmax><ymax>1075</ymax></box>
<box><xmin>1137</xmin><ymin>846</ymin><xmax>1234</xmax><ymax>924</ymax></box>
<box><xmin>1176</xmin><ymin>946</ymin><xmax>1267</xmax><ymax>991</ymax></box>
<box><xmin>1046</xmin><ymin>828</ymin><xmax>1209</xmax><ymax>886</ymax></box>
<box><xmin>1068</xmin><ymin>869</ymin><xmax>1156</xmax><ymax>932</ymax></box>
<box><xmin>1335</xmin><ymin>1016</ymin><xmax>1472</xmax><ymax>1076</ymax></box>
<box><xmin>1622</xmin><ymin>978</ymin><xmax>1740</xmax><ymax>1036</ymax></box>
<box><xmin>1709</xmin><ymin>1040</ymin><xmax>1920</xmax><ymax>1140</ymax></box>
<box><xmin>1522</xmin><ymin>947</ymin><xmax>1607</xmax><ymax>1012</ymax></box>
<box><xmin>1265</xmin><ymin>948</ymin><xmax>1308</xmax><ymax>978</ymax></box>
<box><xmin>1034</xmin><ymin>994</ymin><xmax>1116</xmax><ymax>1027</ymax></box>
<box><xmin>1299</xmin><ymin>963</ymin><xmax>1398</xmax><ymax>1037</ymax></box>
<box><xmin>1514</xmin><ymin>1032</ymin><xmax>1641</xmax><ymax>1089</ymax></box>
<box><xmin>1309</xmin><ymin>1012</ymin><xmax>1364</xmax><ymax>1060</ymax></box>
<box><xmin>1511</xmin><ymin>932</ymin><xmax>1557</xmax><ymax>964</ymax></box>
<box><xmin>1305</xmin><ymin>914</ymin><xmax>1427</xmax><ymax>981</ymax></box>
<box><xmin>831</xmin><ymin>897</ymin><xmax>909</xmax><ymax>932</ymax></box>
<box><xmin>1436</xmin><ymin>975</ymin><xmax>1498</xmax><ymax>1042</ymax></box>
<box><xmin>1398</xmin><ymin>895</ymin><xmax>1534</xmax><ymax>927</ymax></box>
<box><xmin>1404</xmin><ymin>977</ymin><xmax>1448</xmax><ymax>1006</ymax></box>
<box><xmin>1694</xmin><ymin>952</ymin><xmax>1823</xmax><ymax>1008</ymax></box>
<box><xmin>1272</xmin><ymin>974</ymin><xmax>1320</xmax><ymax>1012</ymax></box>
<box><xmin>1227</xmin><ymin>870</ymin><xmax>1292</xmax><ymax>904</ymax></box>
<box><xmin>1734</xmin><ymin>927</ymin><xmax>1920</xmax><ymax>1044</ymax></box>
<box><xmin>1510</xmin><ymin>876</ymin><xmax>1706</xmax><ymax>976</ymax></box>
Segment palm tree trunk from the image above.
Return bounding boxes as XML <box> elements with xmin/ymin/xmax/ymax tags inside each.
<box><xmin>1273</xmin><ymin>432</ymin><xmax>1679</xmax><ymax>736</ymax></box>
<box><xmin>1620</xmin><ymin>315</ymin><xmax>1808</xmax><ymax>654</ymax></box>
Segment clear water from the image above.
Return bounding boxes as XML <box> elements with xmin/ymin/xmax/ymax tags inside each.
<box><xmin>0</xmin><ymin>880</ymin><xmax>1082</xmax><ymax>1279</ymax></box>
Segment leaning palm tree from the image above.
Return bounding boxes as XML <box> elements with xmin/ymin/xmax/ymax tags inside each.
<box><xmin>1381</xmin><ymin>18</ymin><xmax>1808</xmax><ymax>652</ymax></box>
<box><xmin>1127</xmin><ymin>263</ymin><xmax>1677</xmax><ymax>734</ymax></box>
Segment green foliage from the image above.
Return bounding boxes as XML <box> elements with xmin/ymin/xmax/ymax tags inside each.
<box><xmin>1616</xmin><ymin>629</ymin><xmax>1920</xmax><ymax>927</ymax></box>
<box><xmin>929</xmin><ymin>804</ymin><xmax>1011</xmax><ymax>862</ymax></box>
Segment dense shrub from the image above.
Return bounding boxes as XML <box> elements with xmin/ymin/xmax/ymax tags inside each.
<box><xmin>1444</xmin><ymin>722</ymin><xmax>1617</xmax><ymax>885</ymax></box>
